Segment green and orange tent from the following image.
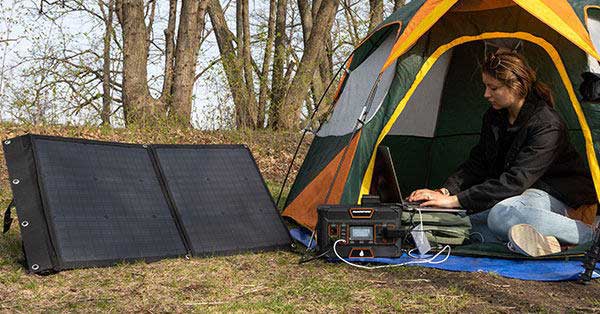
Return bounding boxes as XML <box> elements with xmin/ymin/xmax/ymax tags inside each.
<box><xmin>282</xmin><ymin>0</ymin><xmax>600</xmax><ymax>230</ymax></box>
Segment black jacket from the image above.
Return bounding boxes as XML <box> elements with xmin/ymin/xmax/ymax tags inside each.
<box><xmin>443</xmin><ymin>94</ymin><xmax>597</xmax><ymax>213</ymax></box>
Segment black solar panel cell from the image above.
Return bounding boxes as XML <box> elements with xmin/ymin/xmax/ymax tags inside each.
<box><xmin>154</xmin><ymin>146</ymin><xmax>291</xmax><ymax>256</ymax></box>
<box><xmin>33</xmin><ymin>139</ymin><xmax>187</xmax><ymax>267</ymax></box>
<box><xmin>4</xmin><ymin>135</ymin><xmax>290</xmax><ymax>273</ymax></box>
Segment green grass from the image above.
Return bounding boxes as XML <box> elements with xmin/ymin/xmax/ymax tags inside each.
<box><xmin>0</xmin><ymin>123</ymin><xmax>598</xmax><ymax>312</ymax></box>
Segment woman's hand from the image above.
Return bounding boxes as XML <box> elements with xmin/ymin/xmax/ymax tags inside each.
<box><xmin>420</xmin><ymin>195</ymin><xmax>461</xmax><ymax>208</ymax></box>
<box><xmin>408</xmin><ymin>189</ymin><xmax>443</xmax><ymax>202</ymax></box>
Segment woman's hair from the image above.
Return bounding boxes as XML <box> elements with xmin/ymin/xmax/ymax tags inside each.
<box><xmin>482</xmin><ymin>51</ymin><xmax>554</xmax><ymax>107</ymax></box>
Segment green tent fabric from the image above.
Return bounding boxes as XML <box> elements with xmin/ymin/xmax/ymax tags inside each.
<box><xmin>282</xmin><ymin>0</ymin><xmax>600</xmax><ymax>232</ymax></box>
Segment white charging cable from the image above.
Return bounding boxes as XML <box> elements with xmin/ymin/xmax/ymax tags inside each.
<box><xmin>331</xmin><ymin>207</ymin><xmax>454</xmax><ymax>270</ymax></box>
<box><xmin>332</xmin><ymin>239</ymin><xmax>451</xmax><ymax>270</ymax></box>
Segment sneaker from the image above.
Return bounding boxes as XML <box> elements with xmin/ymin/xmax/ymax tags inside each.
<box><xmin>507</xmin><ymin>224</ymin><xmax>561</xmax><ymax>257</ymax></box>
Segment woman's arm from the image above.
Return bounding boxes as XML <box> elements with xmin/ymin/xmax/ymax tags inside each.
<box><xmin>457</xmin><ymin>121</ymin><xmax>564</xmax><ymax>211</ymax></box>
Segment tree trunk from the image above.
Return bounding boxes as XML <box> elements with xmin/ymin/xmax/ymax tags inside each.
<box><xmin>393</xmin><ymin>0</ymin><xmax>405</xmax><ymax>12</ymax></box>
<box><xmin>299</xmin><ymin>0</ymin><xmax>334</xmax><ymax>122</ymax></box>
<box><xmin>116</xmin><ymin>0</ymin><xmax>157</xmax><ymax>125</ymax></box>
<box><xmin>257</xmin><ymin>0</ymin><xmax>276</xmax><ymax>128</ymax></box>
<box><xmin>277</xmin><ymin>0</ymin><xmax>338</xmax><ymax>130</ymax></box>
<box><xmin>314</xmin><ymin>36</ymin><xmax>334</xmax><ymax>123</ymax></box>
<box><xmin>170</xmin><ymin>0</ymin><xmax>209</xmax><ymax>125</ymax></box>
<box><xmin>240</xmin><ymin>0</ymin><xmax>258</xmax><ymax>128</ymax></box>
<box><xmin>297</xmin><ymin>0</ymin><xmax>312</xmax><ymax>46</ymax></box>
<box><xmin>113</xmin><ymin>0</ymin><xmax>214</xmax><ymax>127</ymax></box>
<box><xmin>160</xmin><ymin>0</ymin><xmax>177</xmax><ymax>112</ymax></box>
<box><xmin>207</xmin><ymin>0</ymin><xmax>256</xmax><ymax>129</ymax></box>
<box><xmin>369</xmin><ymin>0</ymin><xmax>383</xmax><ymax>31</ymax></box>
<box><xmin>101</xmin><ymin>0</ymin><xmax>114</xmax><ymax>126</ymax></box>
<box><xmin>342</xmin><ymin>0</ymin><xmax>360</xmax><ymax>46</ymax></box>
<box><xmin>268</xmin><ymin>0</ymin><xmax>288</xmax><ymax>129</ymax></box>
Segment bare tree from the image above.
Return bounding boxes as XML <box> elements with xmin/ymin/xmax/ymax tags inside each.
<box><xmin>369</xmin><ymin>0</ymin><xmax>383</xmax><ymax>31</ymax></box>
<box><xmin>17</xmin><ymin>0</ymin><xmax>125</xmax><ymax>125</ymax></box>
<box><xmin>207</xmin><ymin>0</ymin><xmax>258</xmax><ymax>128</ymax></box>
<box><xmin>273</xmin><ymin>0</ymin><xmax>339</xmax><ymax>130</ymax></box>
<box><xmin>297</xmin><ymin>0</ymin><xmax>334</xmax><ymax>124</ymax></box>
<box><xmin>256</xmin><ymin>0</ymin><xmax>277</xmax><ymax>128</ymax></box>
<box><xmin>393</xmin><ymin>0</ymin><xmax>405</xmax><ymax>12</ymax></box>
<box><xmin>100</xmin><ymin>0</ymin><xmax>115</xmax><ymax>125</ymax></box>
<box><xmin>11</xmin><ymin>0</ymin><xmax>382</xmax><ymax>129</ymax></box>
<box><xmin>267</xmin><ymin>0</ymin><xmax>289</xmax><ymax>129</ymax></box>
<box><xmin>115</xmin><ymin>0</ymin><xmax>210</xmax><ymax>126</ymax></box>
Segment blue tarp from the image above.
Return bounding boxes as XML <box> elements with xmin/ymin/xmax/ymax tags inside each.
<box><xmin>290</xmin><ymin>228</ymin><xmax>600</xmax><ymax>282</ymax></box>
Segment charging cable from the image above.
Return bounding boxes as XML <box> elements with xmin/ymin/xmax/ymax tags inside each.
<box><xmin>331</xmin><ymin>208</ymin><xmax>452</xmax><ymax>269</ymax></box>
<box><xmin>332</xmin><ymin>239</ymin><xmax>451</xmax><ymax>270</ymax></box>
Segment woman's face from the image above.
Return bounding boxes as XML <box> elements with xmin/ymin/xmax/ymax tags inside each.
<box><xmin>482</xmin><ymin>72</ymin><xmax>521</xmax><ymax>110</ymax></box>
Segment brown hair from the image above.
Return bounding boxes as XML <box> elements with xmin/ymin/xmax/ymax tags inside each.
<box><xmin>482</xmin><ymin>51</ymin><xmax>554</xmax><ymax>107</ymax></box>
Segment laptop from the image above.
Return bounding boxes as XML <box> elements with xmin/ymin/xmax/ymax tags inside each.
<box><xmin>369</xmin><ymin>145</ymin><xmax>466</xmax><ymax>214</ymax></box>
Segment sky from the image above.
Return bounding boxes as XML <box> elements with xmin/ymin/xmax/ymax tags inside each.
<box><xmin>0</xmin><ymin>0</ymin><xmax>406</xmax><ymax>129</ymax></box>
<box><xmin>0</xmin><ymin>0</ymin><xmax>244</xmax><ymax>128</ymax></box>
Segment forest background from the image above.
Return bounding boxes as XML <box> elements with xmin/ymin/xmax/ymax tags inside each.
<box><xmin>0</xmin><ymin>0</ymin><xmax>408</xmax><ymax>130</ymax></box>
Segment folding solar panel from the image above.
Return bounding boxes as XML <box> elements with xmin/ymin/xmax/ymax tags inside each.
<box><xmin>3</xmin><ymin>135</ymin><xmax>290</xmax><ymax>273</ymax></box>
<box><xmin>4</xmin><ymin>135</ymin><xmax>188</xmax><ymax>273</ymax></box>
<box><xmin>153</xmin><ymin>145</ymin><xmax>291</xmax><ymax>256</ymax></box>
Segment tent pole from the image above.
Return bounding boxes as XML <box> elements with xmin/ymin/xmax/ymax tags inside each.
<box><xmin>275</xmin><ymin>54</ymin><xmax>354</xmax><ymax>210</ymax></box>
<box><xmin>305</xmin><ymin>73</ymin><xmax>382</xmax><ymax>250</ymax></box>
<box><xmin>323</xmin><ymin>73</ymin><xmax>383</xmax><ymax>204</ymax></box>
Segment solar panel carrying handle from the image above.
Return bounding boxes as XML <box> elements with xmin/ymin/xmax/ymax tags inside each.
<box><xmin>3</xmin><ymin>199</ymin><xmax>14</xmax><ymax>233</ymax></box>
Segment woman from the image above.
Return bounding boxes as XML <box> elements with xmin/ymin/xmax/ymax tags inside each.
<box><xmin>408</xmin><ymin>51</ymin><xmax>597</xmax><ymax>256</ymax></box>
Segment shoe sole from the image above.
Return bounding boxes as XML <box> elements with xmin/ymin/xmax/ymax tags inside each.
<box><xmin>508</xmin><ymin>224</ymin><xmax>561</xmax><ymax>257</ymax></box>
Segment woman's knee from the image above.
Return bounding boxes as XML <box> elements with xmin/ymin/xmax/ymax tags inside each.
<box><xmin>486</xmin><ymin>200</ymin><xmax>527</xmax><ymax>237</ymax></box>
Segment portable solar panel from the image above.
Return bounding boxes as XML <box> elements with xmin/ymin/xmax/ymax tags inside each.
<box><xmin>3</xmin><ymin>135</ymin><xmax>290</xmax><ymax>273</ymax></box>
<box><xmin>3</xmin><ymin>135</ymin><xmax>188</xmax><ymax>273</ymax></box>
<box><xmin>153</xmin><ymin>145</ymin><xmax>291</xmax><ymax>256</ymax></box>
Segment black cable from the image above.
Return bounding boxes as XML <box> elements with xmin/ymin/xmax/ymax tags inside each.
<box><xmin>323</xmin><ymin>73</ymin><xmax>383</xmax><ymax>204</ymax></box>
<box><xmin>298</xmin><ymin>247</ymin><xmax>332</xmax><ymax>264</ymax></box>
<box><xmin>275</xmin><ymin>53</ymin><xmax>354</xmax><ymax>209</ymax></box>
<box><xmin>276</xmin><ymin>25</ymin><xmax>396</xmax><ymax>208</ymax></box>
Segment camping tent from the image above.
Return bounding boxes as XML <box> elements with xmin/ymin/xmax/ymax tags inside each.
<box><xmin>282</xmin><ymin>0</ymin><xmax>600</xmax><ymax>230</ymax></box>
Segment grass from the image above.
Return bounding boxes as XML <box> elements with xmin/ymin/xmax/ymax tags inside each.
<box><xmin>0</xmin><ymin>122</ymin><xmax>599</xmax><ymax>312</ymax></box>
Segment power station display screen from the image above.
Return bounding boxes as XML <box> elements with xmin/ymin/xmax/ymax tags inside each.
<box><xmin>349</xmin><ymin>226</ymin><xmax>373</xmax><ymax>241</ymax></box>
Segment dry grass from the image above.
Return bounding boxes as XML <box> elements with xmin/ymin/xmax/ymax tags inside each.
<box><xmin>0</xmin><ymin>122</ymin><xmax>599</xmax><ymax>313</ymax></box>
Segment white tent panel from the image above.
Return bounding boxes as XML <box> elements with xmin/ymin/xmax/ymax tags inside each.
<box><xmin>586</xmin><ymin>9</ymin><xmax>600</xmax><ymax>73</ymax></box>
<box><xmin>388</xmin><ymin>49</ymin><xmax>453</xmax><ymax>137</ymax></box>
<box><xmin>317</xmin><ymin>32</ymin><xmax>397</xmax><ymax>137</ymax></box>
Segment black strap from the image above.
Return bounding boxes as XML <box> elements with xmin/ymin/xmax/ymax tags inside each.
<box><xmin>3</xmin><ymin>199</ymin><xmax>14</xmax><ymax>234</ymax></box>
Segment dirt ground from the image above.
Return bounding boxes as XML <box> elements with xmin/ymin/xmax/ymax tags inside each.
<box><xmin>404</xmin><ymin>267</ymin><xmax>600</xmax><ymax>313</ymax></box>
<box><xmin>0</xmin><ymin>124</ymin><xmax>598</xmax><ymax>312</ymax></box>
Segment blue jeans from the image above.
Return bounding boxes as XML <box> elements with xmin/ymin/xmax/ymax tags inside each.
<box><xmin>469</xmin><ymin>189</ymin><xmax>593</xmax><ymax>245</ymax></box>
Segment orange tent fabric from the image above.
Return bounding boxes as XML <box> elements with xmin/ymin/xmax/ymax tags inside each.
<box><xmin>381</xmin><ymin>0</ymin><xmax>600</xmax><ymax>72</ymax></box>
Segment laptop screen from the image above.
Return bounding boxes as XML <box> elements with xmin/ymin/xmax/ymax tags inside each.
<box><xmin>369</xmin><ymin>145</ymin><xmax>403</xmax><ymax>203</ymax></box>
<box><xmin>369</xmin><ymin>145</ymin><xmax>466</xmax><ymax>213</ymax></box>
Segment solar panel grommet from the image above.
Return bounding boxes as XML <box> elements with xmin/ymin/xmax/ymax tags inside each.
<box><xmin>21</xmin><ymin>220</ymin><xmax>29</xmax><ymax>227</ymax></box>
<box><xmin>31</xmin><ymin>264</ymin><xmax>39</xmax><ymax>271</ymax></box>
<box><xmin>4</xmin><ymin>140</ymin><xmax>11</xmax><ymax>145</ymax></box>
<box><xmin>12</xmin><ymin>179</ymin><xmax>20</xmax><ymax>185</ymax></box>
